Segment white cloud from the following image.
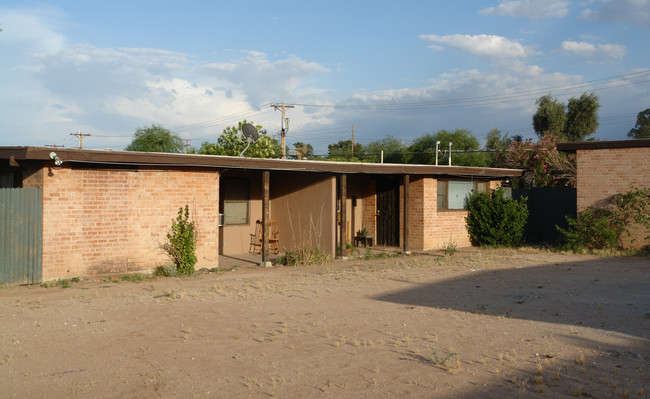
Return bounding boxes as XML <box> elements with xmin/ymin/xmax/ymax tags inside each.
<box><xmin>480</xmin><ymin>0</ymin><xmax>569</xmax><ymax>19</ymax></box>
<box><xmin>0</xmin><ymin>7</ymin><xmax>66</xmax><ymax>54</ymax></box>
<box><xmin>581</xmin><ymin>0</ymin><xmax>650</xmax><ymax>28</ymax></box>
<box><xmin>420</xmin><ymin>34</ymin><xmax>537</xmax><ymax>58</ymax></box>
<box><xmin>335</xmin><ymin>61</ymin><xmax>583</xmax><ymax>145</ymax></box>
<box><xmin>559</xmin><ymin>41</ymin><xmax>627</xmax><ymax>59</ymax></box>
<box><xmin>197</xmin><ymin>51</ymin><xmax>330</xmax><ymax>106</ymax></box>
<box><xmin>0</xmin><ymin>7</ymin><xmax>332</xmax><ymax>147</ymax></box>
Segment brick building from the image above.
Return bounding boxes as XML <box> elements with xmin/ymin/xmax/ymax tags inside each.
<box><xmin>558</xmin><ymin>139</ymin><xmax>650</xmax><ymax>249</ymax></box>
<box><xmin>1</xmin><ymin>147</ymin><xmax>520</xmax><ymax>283</ymax></box>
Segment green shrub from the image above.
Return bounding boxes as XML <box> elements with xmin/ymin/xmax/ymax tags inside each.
<box><xmin>278</xmin><ymin>246</ymin><xmax>329</xmax><ymax>266</ymax></box>
<box><xmin>153</xmin><ymin>264</ymin><xmax>179</xmax><ymax>277</ymax></box>
<box><xmin>465</xmin><ymin>188</ymin><xmax>528</xmax><ymax>247</ymax></box>
<box><xmin>443</xmin><ymin>239</ymin><xmax>457</xmax><ymax>257</ymax></box>
<box><xmin>161</xmin><ymin>205</ymin><xmax>197</xmax><ymax>275</ymax></box>
<box><xmin>558</xmin><ymin>187</ymin><xmax>650</xmax><ymax>251</ymax></box>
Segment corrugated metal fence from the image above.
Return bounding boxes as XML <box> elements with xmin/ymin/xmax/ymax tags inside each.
<box><xmin>0</xmin><ymin>188</ymin><xmax>42</xmax><ymax>285</ymax></box>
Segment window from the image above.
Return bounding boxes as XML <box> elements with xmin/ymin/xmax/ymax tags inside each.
<box><xmin>437</xmin><ymin>180</ymin><xmax>489</xmax><ymax>210</ymax></box>
<box><xmin>0</xmin><ymin>172</ymin><xmax>16</xmax><ymax>188</ymax></box>
<box><xmin>222</xmin><ymin>178</ymin><xmax>250</xmax><ymax>225</ymax></box>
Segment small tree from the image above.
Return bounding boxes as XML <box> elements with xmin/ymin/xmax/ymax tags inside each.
<box><xmin>199</xmin><ymin>120</ymin><xmax>281</xmax><ymax>158</ymax></box>
<box><xmin>465</xmin><ymin>188</ymin><xmax>528</xmax><ymax>247</ymax></box>
<box><xmin>292</xmin><ymin>142</ymin><xmax>314</xmax><ymax>159</ymax></box>
<box><xmin>327</xmin><ymin>139</ymin><xmax>364</xmax><ymax>161</ymax></box>
<box><xmin>161</xmin><ymin>205</ymin><xmax>197</xmax><ymax>275</ymax></box>
<box><xmin>407</xmin><ymin>129</ymin><xmax>486</xmax><ymax>166</ymax></box>
<box><xmin>363</xmin><ymin>135</ymin><xmax>407</xmax><ymax>163</ymax></box>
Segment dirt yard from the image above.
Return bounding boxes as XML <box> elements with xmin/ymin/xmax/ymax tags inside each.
<box><xmin>1</xmin><ymin>248</ymin><xmax>648</xmax><ymax>398</ymax></box>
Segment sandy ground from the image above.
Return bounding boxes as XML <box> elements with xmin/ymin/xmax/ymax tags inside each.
<box><xmin>1</xmin><ymin>248</ymin><xmax>648</xmax><ymax>399</ymax></box>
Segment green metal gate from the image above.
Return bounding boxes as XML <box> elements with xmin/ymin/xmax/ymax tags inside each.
<box><xmin>0</xmin><ymin>188</ymin><xmax>42</xmax><ymax>285</ymax></box>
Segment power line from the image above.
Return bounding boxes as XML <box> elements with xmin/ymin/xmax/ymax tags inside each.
<box><xmin>169</xmin><ymin>104</ymin><xmax>272</xmax><ymax>132</ymax></box>
<box><xmin>291</xmin><ymin>70</ymin><xmax>650</xmax><ymax>110</ymax></box>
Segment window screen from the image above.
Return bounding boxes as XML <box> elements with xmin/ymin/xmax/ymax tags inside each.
<box><xmin>437</xmin><ymin>180</ymin><xmax>447</xmax><ymax>209</ymax></box>
<box><xmin>223</xmin><ymin>178</ymin><xmax>249</xmax><ymax>225</ymax></box>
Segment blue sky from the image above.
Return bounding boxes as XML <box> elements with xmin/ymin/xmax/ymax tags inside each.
<box><xmin>1</xmin><ymin>0</ymin><xmax>649</xmax><ymax>154</ymax></box>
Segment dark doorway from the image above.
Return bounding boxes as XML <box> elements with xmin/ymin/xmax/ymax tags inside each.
<box><xmin>376</xmin><ymin>177</ymin><xmax>400</xmax><ymax>246</ymax></box>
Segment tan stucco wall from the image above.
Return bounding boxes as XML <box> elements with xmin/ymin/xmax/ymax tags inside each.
<box><xmin>271</xmin><ymin>172</ymin><xmax>337</xmax><ymax>256</ymax></box>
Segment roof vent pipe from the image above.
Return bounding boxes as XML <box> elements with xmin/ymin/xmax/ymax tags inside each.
<box><xmin>448</xmin><ymin>142</ymin><xmax>453</xmax><ymax>166</ymax></box>
<box><xmin>435</xmin><ymin>141</ymin><xmax>441</xmax><ymax>165</ymax></box>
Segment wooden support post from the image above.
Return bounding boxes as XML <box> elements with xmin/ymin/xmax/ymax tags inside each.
<box><xmin>403</xmin><ymin>174</ymin><xmax>410</xmax><ymax>254</ymax></box>
<box><xmin>339</xmin><ymin>174</ymin><xmax>347</xmax><ymax>258</ymax></box>
<box><xmin>261</xmin><ymin>171</ymin><xmax>271</xmax><ymax>267</ymax></box>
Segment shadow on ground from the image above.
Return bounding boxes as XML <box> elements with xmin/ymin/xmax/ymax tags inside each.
<box><xmin>372</xmin><ymin>256</ymin><xmax>650</xmax><ymax>339</ymax></box>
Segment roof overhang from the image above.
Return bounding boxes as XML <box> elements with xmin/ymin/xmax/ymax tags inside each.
<box><xmin>0</xmin><ymin>146</ymin><xmax>522</xmax><ymax>178</ymax></box>
<box><xmin>557</xmin><ymin>139</ymin><xmax>650</xmax><ymax>153</ymax></box>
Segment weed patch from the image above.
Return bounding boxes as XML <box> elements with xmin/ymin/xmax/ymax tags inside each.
<box><xmin>425</xmin><ymin>346</ymin><xmax>458</xmax><ymax>368</ymax></box>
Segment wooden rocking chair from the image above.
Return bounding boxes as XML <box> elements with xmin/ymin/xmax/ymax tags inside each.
<box><xmin>249</xmin><ymin>219</ymin><xmax>280</xmax><ymax>254</ymax></box>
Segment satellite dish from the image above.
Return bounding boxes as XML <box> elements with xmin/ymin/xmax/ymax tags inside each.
<box><xmin>241</xmin><ymin>123</ymin><xmax>259</xmax><ymax>142</ymax></box>
<box><xmin>238</xmin><ymin>123</ymin><xmax>260</xmax><ymax>157</ymax></box>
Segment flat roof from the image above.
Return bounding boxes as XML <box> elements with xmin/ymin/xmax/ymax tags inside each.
<box><xmin>0</xmin><ymin>146</ymin><xmax>521</xmax><ymax>178</ymax></box>
<box><xmin>557</xmin><ymin>138</ymin><xmax>650</xmax><ymax>153</ymax></box>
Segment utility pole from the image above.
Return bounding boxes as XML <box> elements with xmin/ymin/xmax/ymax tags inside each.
<box><xmin>70</xmin><ymin>131</ymin><xmax>91</xmax><ymax>149</ymax></box>
<box><xmin>184</xmin><ymin>139</ymin><xmax>192</xmax><ymax>153</ymax></box>
<box><xmin>351</xmin><ymin>124</ymin><xmax>355</xmax><ymax>156</ymax></box>
<box><xmin>271</xmin><ymin>102</ymin><xmax>294</xmax><ymax>159</ymax></box>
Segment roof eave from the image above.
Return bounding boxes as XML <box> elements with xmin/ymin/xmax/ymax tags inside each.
<box><xmin>1</xmin><ymin>146</ymin><xmax>522</xmax><ymax>177</ymax></box>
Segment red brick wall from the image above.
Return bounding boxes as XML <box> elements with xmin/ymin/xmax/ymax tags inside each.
<box><xmin>576</xmin><ymin>147</ymin><xmax>650</xmax><ymax>249</ymax></box>
<box><xmin>38</xmin><ymin>165</ymin><xmax>218</xmax><ymax>280</ymax></box>
<box><xmin>406</xmin><ymin>177</ymin><xmax>501</xmax><ymax>250</ymax></box>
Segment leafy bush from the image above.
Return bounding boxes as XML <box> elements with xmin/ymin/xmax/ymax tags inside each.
<box><xmin>465</xmin><ymin>188</ymin><xmax>528</xmax><ymax>247</ymax></box>
<box><xmin>496</xmin><ymin>132</ymin><xmax>576</xmax><ymax>188</ymax></box>
<box><xmin>278</xmin><ymin>246</ymin><xmax>329</xmax><ymax>266</ymax></box>
<box><xmin>558</xmin><ymin>187</ymin><xmax>650</xmax><ymax>251</ymax></box>
<box><xmin>161</xmin><ymin>205</ymin><xmax>197</xmax><ymax>275</ymax></box>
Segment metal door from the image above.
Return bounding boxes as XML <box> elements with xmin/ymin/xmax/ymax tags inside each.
<box><xmin>0</xmin><ymin>188</ymin><xmax>42</xmax><ymax>285</ymax></box>
<box><xmin>376</xmin><ymin>178</ymin><xmax>400</xmax><ymax>246</ymax></box>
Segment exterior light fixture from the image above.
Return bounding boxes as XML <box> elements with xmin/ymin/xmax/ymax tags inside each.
<box><xmin>49</xmin><ymin>152</ymin><xmax>63</xmax><ymax>166</ymax></box>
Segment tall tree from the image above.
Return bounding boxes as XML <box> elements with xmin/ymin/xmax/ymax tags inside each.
<box><xmin>532</xmin><ymin>92</ymin><xmax>600</xmax><ymax>141</ymax></box>
<box><xmin>484</xmin><ymin>127</ymin><xmax>511</xmax><ymax>167</ymax></box>
<box><xmin>628</xmin><ymin>108</ymin><xmax>650</xmax><ymax>139</ymax></box>
<box><xmin>199</xmin><ymin>120</ymin><xmax>281</xmax><ymax>158</ymax></box>
<box><xmin>363</xmin><ymin>135</ymin><xmax>407</xmax><ymax>163</ymax></box>
<box><xmin>532</xmin><ymin>94</ymin><xmax>567</xmax><ymax>138</ymax></box>
<box><xmin>125</xmin><ymin>123</ymin><xmax>184</xmax><ymax>153</ymax></box>
<box><xmin>565</xmin><ymin>92</ymin><xmax>600</xmax><ymax>141</ymax></box>
<box><xmin>407</xmin><ymin>129</ymin><xmax>486</xmax><ymax>166</ymax></box>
